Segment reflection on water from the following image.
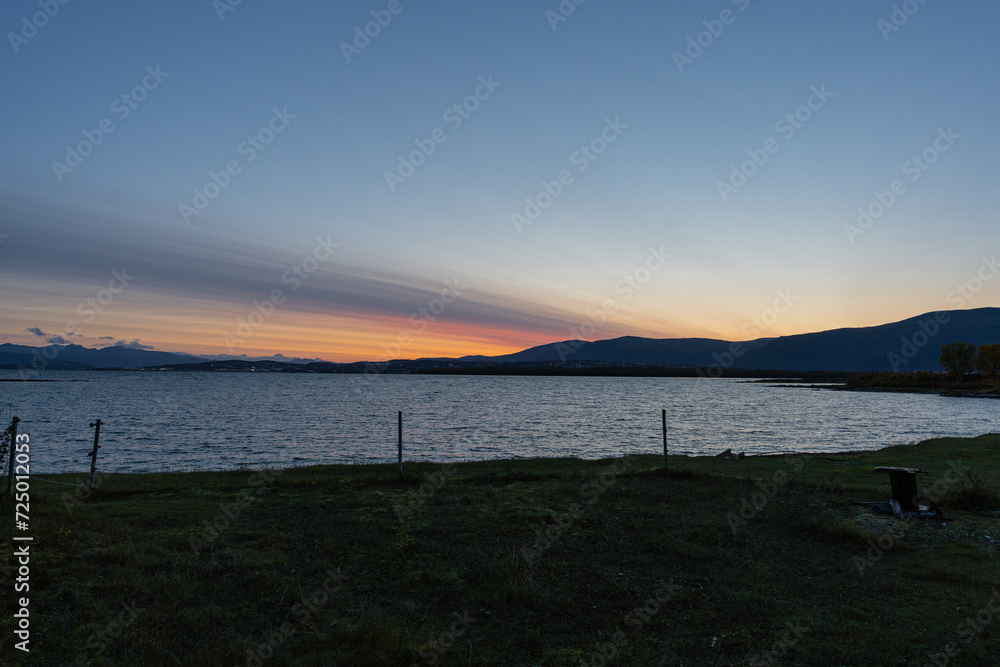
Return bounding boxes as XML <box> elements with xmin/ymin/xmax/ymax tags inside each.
<box><xmin>1</xmin><ymin>372</ymin><xmax>997</xmax><ymax>473</ymax></box>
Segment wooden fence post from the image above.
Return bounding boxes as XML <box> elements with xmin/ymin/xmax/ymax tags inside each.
<box><xmin>87</xmin><ymin>419</ymin><xmax>102</xmax><ymax>488</ymax></box>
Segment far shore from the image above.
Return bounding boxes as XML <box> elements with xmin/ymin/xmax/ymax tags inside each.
<box><xmin>764</xmin><ymin>374</ymin><xmax>1000</xmax><ymax>400</ymax></box>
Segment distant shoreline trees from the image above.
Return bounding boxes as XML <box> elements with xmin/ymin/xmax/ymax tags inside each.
<box><xmin>845</xmin><ymin>343</ymin><xmax>999</xmax><ymax>391</ymax></box>
<box><xmin>975</xmin><ymin>344</ymin><xmax>1000</xmax><ymax>380</ymax></box>
<box><xmin>940</xmin><ymin>342</ymin><xmax>998</xmax><ymax>382</ymax></box>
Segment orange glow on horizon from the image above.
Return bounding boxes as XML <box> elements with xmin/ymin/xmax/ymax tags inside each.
<box><xmin>76</xmin><ymin>308</ymin><xmax>569</xmax><ymax>362</ymax></box>
<box><xmin>3</xmin><ymin>282</ymin><xmax>970</xmax><ymax>363</ymax></box>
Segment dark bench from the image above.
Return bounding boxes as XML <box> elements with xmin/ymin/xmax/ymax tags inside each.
<box><xmin>874</xmin><ymin>466</ymin><xmax>928</xmax><ymax>515</ymax></box>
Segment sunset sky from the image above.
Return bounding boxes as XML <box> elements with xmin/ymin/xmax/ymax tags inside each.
<box><xmin>1</xmin><ymin>1</ymin><xmax>998</xmax><ymax>362</ymax></box>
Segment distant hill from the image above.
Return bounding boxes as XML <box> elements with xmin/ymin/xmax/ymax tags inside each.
<box><xmin>4</xmin><ymin>307</ymin><xmax>998</xmax><ymax>374</ymax></box>
<box><xmin>0</xmin><ymin>343</ymin><xmax>323</xmax><ymax>372</ymax></box>
<box><xmin>0</xmin><ymin>345</ymin><xmax>95</xmax><ymax>370</ymax></box>
<box><xmin>470</xmin><ymin>336</ymin><xmax>773</xmax><ymax>367</ymax></box>
<box><xmin>196</xmin><ymin>353</ymin><xmax>327</xmax><ymax>364</ymax></box>
<box><xmin>737</xmin><ymin>307</ymin><xmax>1000</xmax><ymax>372</ymax></box>
<box><xmin>0</xmin><ymin>343</ymin><xmax>200</xmax><ymax>369</ymax></box>
<box><xmin>469</xmin><ymin>308</ymin><xmax>1000</xmax><ymax>373</ymax></box>
<box><xmin>142</xmin><ymin>359</ymin><xmax>301</xmax><ymax>372</ymax></box>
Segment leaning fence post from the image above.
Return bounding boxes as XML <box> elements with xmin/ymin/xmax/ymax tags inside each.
<box><xmin>87</xmin><ymin>419</ymin><xmax>102</xmax><ymax>488</ymax></box>
<box><xmin>662</xmin><ymin>409</ymin><xmax>668</xmax><ymax>470</ymax></box>
<box><xmin>397</xmin><ymin>411</ymin><xmax>403</xmax><ymax>475</ymax></box>
<box><xmin>5</xmin><ymin>416</ymin><xmax>19</xmax><ymax>497</ymax></box>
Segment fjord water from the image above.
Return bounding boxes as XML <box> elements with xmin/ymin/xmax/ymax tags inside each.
<box><xmin>2</xmin><ymin>371</ymin><xmax>998</xmax><ymax>474</ymax></box>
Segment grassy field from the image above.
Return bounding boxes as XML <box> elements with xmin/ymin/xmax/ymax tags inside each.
<box><xmin>2</xmin><ymin>435</ymin><xmax>1000</xmax><ymax>666</ymax></box>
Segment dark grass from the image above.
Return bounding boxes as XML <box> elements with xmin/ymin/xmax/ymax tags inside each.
<box><xmin>2</xmin><ymin>436</ymin><xmax>1000</xmax><ymax>665</ymax></box>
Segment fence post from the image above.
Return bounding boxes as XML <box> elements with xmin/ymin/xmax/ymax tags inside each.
<box><xmin>87</xmin><ymin>419</ymin><xmax>102</xmax><ymax>488</ymax></box>
<box><xmin>662</xmin><ymin>409</ymin><xmax>668</xmax><ymax>470</ymax></box>
<box><xmin>397</xmin><ymin>411</ymin><xmax>403</xmax><ymax>475</ymax></box>
<box><xmin>5</xmin><ymin>416</ymin><xmax>19</xmax><ymax>497</ymax></box>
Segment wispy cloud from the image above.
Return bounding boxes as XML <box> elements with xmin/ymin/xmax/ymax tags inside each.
<box><xmin>114</xmin><ymin>339</ymin><xmax>155</xmax><ymax>350</ymax></box>
<box><xmin>24</xmin><ymin>327</ymin><xmax>73</xmax><ymax>345</ymax></box>
<box><xmin>0</xmin><ymin>193</ymin><xmax>577</xmax><ymax>340</ymax></box>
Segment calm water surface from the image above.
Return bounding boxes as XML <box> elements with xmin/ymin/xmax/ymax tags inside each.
<box><xmin>1</xmin><ymin>371</ymin><xmax>997</xmax><ymax>473</ymax></box>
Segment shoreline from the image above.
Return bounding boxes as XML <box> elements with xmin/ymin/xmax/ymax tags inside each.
<box><xmin>26</xmin><ymin>436</ymin><xmax>997</xmax><ymax>478</ymax></box>
<box><xmin>817</xmin><ymin>383</ymin><xmax>1000</xmax><ymax>400</ymax></box>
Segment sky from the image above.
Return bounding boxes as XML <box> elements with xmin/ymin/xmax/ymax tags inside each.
<box><xmin>1</xmin><ymin>0</ymin><xmax>998</xmax><ymax>362</ymax></box>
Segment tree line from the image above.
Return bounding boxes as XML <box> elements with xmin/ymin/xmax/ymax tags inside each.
<box><xmin>939</xmin><ymin>342</ymin><xmax>1000</xmax><ymax>381</ymax></box>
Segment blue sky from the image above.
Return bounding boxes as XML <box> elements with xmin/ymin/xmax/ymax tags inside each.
<box><xmin>1</xmin><ymin>0</ymin><xmax>997</xmax><ymax>360</ymax></box>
